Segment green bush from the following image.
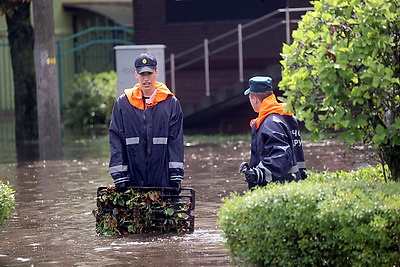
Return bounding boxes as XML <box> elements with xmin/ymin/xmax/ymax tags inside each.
<box><xmin>63</xmin><ymin>71</ymin><xmax>118</xmax><ymax>128</ymax></box>
<box><xmin>279</xmin><ymin>0</ymin><xmax>400</xmax><ymax>181</ymax></box>
<box><xmin>218</xmin><ymin>167</ymin><xmax>400</xmax><ymax>266</ymax></box>
<box><xmin>0</xmin><ymin>181</ymin><xmax>15</xmax><ymax>226</ymax></box>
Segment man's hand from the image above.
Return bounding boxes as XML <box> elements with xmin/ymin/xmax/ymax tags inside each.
<box><xmin>115</xmin><ymin>182</ymin><xmax>127</xmax><ymax>192</ymax></box>
<box><xmin>237</xmin><ymin>162</ymin><xmax>249</xmax><ymax>174</ymax></box>
<box><xmin>169</xmin><ymin>176</ymin><xmax>182</xmax><ymax>195</ymax></box>
<box><xmin>244</xmin><ymin>168</ymin><xmax>264</xmax><ymax>185</ymax></box>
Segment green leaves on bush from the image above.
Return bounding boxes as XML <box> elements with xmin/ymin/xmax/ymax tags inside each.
<box><xmin>63</xmin><ymin>71</ymin><xmax>118</xmax><ymax>128</ymax></box>
<box><xmin>305</xmin><ymin>165</ymin><xmax>388</xmax><ymax>183</ymax></box>
<box><xmin>0</xmin><ymin>181</ymin><xmax>15</xmax><ymax>226</ymax></box>
<box><xmin>218</xmin><ymin>167</ymin><xmax>400</xmax><ymax>266</ymax></box>
<box><xmin>279</xmin><ymin>0</ymin><xmax>400</xmax><ymax>180</ymax></box>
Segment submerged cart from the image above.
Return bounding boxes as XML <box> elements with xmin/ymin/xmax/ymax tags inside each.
<box><xmin>94</xmin><ymin>186</ymin><xmax>195</xmax><ymax>235</ymax></box>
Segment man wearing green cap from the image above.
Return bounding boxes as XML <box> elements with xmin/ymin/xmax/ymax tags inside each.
<box><xmin>240</xmin><ymin>76</ymin><xmax>306</xmax><ymax>189</ymax></box>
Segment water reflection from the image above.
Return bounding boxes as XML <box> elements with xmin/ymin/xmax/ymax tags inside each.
<box><xmin>0</xmin><ymin>116</ymin><xmax>377</xmax><ymax>266</ymax></box>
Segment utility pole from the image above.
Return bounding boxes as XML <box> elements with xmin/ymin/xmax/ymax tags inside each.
<box><xmin>33</xmin><ymin>0</ymin><xmax>61</xmax><ymax>160</ymax></box>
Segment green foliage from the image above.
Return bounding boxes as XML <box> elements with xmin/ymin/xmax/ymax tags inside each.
<box><xmin>93</xmin><ymin>187</ymin><xmax>193</xmax><ymax>235</ymax></box>
<box><xmin>63</xmin><ymin>71</ymin><xmax>118</xmax><ymax>128</ymax></box>
<box><xmin>305</xmin><ymin>165</ymin><xmax>388</xmax><ymax>183</ymax></box>
<box><xmin>279</xmin><ymin>0</ymin><xmax>400</xmax><ymax>180</ymax></box>
<box><xmin>0</xmin><ymin>181</ymin><xmax>15</xmax><ymax>226</ymax></box>
<box><xmin>218</xmin><ymin>166</ymin><xmax>400</xmax><ymax>266</ymax></box>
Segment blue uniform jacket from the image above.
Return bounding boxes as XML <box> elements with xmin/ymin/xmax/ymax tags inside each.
<box><xmin>109</xmin><ymin>82</ymin><xmax>184</xmax><ymax>187</ymax></box>
<box><xmin>249</xmin><ymin>94</ymin><xmax>306</xmax><ymax>186</ymax></box>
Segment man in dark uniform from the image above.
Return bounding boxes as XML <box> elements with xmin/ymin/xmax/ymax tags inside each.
<box><xmin>240</xmin><ymin>76</ymin><xmax>306</xmax><ymax>189</ymax></box>
<box><xmin>108</xmin><ymin>53</ymin><xmax>184</xmax><ymax>193</ymax></box>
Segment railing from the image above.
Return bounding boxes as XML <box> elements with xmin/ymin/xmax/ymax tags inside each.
<box><xmin>56</xmin><ymin>26</ymin><xmax>133</xmax><ymax>109</ymax></box>
<box><xmin>167</xmin><ymin>7</ymin><xmax>314</xmax><ymax>95</ymax></box>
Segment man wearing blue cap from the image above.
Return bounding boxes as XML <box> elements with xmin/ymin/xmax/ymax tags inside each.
<box><xmin>239</xmin><ymin>76</ymin><xmax>306</xmax><ymax>189</ymax></box>
<box><xmin>108</xmin><ymin>53</ymin><xmax>184</xmax><ymax>194</ymax></box>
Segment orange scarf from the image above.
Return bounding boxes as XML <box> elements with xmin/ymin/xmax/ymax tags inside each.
<box><xmin>124</xmin><ymin>82</ymin><xmax>174</xmax><ymax>110</ymax></box>
<box><xmin>250</xmin><ymin>94</ymin><xmax>292</xmax><ymax>129</ymax></box>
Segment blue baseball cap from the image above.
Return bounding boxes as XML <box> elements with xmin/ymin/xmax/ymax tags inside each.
<box><xmin>134</xmin><ymin>53</ymin><xmax>157</xmax><ymax>74</ymax></box>
<box><xmin>244</xmin><ymin>76</ymin><xmax>273</xmax><ymax>95</ymax></box>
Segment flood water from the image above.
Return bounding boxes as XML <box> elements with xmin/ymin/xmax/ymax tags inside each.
<box><xmin>0</xmin><ymin>115</ymin><xmax>377</xmax><ymax>266</ymax></box>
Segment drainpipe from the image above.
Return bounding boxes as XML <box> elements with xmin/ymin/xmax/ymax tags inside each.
<box><xmin>204</xmin><ymin>39</ymin><xmax>210</xmax><ymax>96</ymax></box>
<box><xmin>285</xmin><ymin>7</ymin><xmax>291</xmax><ymax>44</ymax></box>
<box><xmin>238</xmin><ymin>24</ymin><xmax>244</xmax><ymax>82</ymax></box>
<box><xmin>170</xmin><ymin>53</ymin><xmax>175</xmax><ymax>94</ymax></box>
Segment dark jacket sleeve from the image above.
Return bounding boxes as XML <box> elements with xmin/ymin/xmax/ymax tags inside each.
<box><xmin>167</xmin><ymin>97</ymin><xmax>184</xmax><ymax>182</ymax></box>
<box><xmin>109</xmin><ymin>97</ymin><xmax>130</xmax><ymax>186</ymax></box>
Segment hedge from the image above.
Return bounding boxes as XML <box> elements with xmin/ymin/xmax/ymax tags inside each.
<box><xmin>0</xmin><ymin>181</ymin><xmax>15</xmax><ymax>226</ymax></box>
<box><xmin>218</xmin><ymin>167</ymin><xmax>400</xmax><ymax>266</ymax></box>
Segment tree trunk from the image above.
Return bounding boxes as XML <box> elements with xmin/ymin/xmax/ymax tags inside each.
<box><xmin>33</xmin><ymin>0</ymin><xmax>62</xmax><ymax>160</ymax></box>
<box><xmin>380</xmin><ymin>144</ymin><xmax>400</xmax><ymax>182</ymax></box>
<box><xmin>387</xmin><ymin>145</ymin><xmax>400</xmax><ymax>182</ymax></box>
<box><xmin>5</xmin><ymin>2</ymin><xmax>38</xmax><ymax>143</ymax></box>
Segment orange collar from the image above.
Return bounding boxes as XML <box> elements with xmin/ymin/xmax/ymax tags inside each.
<box><xmin>124</xmin><ymin>82</ymin><xmax>174</xmax><ymax>109</ymax></box>
<box><xmin>250</xmin><ymin>94</ymin><xmax>292</xmax><ymax>129</ymax></box>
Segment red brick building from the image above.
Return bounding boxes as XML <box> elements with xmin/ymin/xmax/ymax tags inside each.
<box><xmin>133</xmin><ymin>0</ymin><xmax>312</xmax><ymax>133</ymax></box>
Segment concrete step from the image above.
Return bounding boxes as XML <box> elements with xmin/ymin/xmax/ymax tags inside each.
<box><xmin>182</xmin><ymin>64</ymin><xmax>282</xmax><ymax>126</ymax></box>
<box><xmin>183</xmin><ymin>81</ymin><xmax>247</xmax><ymax>126</ymax></box>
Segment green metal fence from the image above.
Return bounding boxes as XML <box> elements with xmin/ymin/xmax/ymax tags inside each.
<box><xmin>0</xmin><ymin>30</ymin><xmax>14</xmax><ymax>112</ymax></box>
<box><xmin>0</xmin><ymin>115</ymin><xmax>15</xmax><ymax>158</ymax></box>
<box><xmin>0</xmin><ymin>26</ymin><xmax>133</xmax><ymax>112</ymax></box>
<box><xmin>57</xmin><ymin>26</ymin><xmax>133</xmax><ymax>110</ymax></box>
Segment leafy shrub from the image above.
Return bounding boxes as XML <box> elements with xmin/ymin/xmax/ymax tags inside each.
<box><xmin>218</xmin><ymin>167</ymin><xmax>400</xmax><ymax>266</ymax></box>
<box><xmin>0</xmin><ymin>181</ymin><xmax>15</xmax><ymax>226</ymax></box>
<box><xmin>306</xmin><ymin>165</ymin><xmax>388</xmax><ymax>183</ymax></box>
<box><xmin>279</xmin><ymin>0</ymin><xmax>400</xmax><ymax>181</ymax></box>
<box><xmin>63</xmin><ymin>71</ymin><xmax>118</xmax><ymax>128</ymax></box>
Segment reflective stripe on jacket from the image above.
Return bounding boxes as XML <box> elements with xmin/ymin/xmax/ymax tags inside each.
<box><xmin>109</xmin><ymin>82</ymin><xmax>184</xmax><ymax>187</ymax></box>
<box><xmin>249</xmin><ymin>94</ymin><xmax>306</xmax><ymax>185</ymax></box>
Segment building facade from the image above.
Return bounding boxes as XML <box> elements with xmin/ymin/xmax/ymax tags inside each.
<box><xmin>133</xmin><ymin>0</ymin><xmax>312</xmax><ymax>133</ymax></box>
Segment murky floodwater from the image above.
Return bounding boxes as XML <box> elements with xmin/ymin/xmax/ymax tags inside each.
<box><xmin>0</xmin><ymin>116</ymin><xmax>376</xmax><ymax>266</ymax></box>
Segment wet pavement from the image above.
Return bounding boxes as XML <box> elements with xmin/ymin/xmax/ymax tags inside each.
<box><xmin>0</xmin><ymin>116</ymin><xmax>377</xmax><ymax>266</ymax></box>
